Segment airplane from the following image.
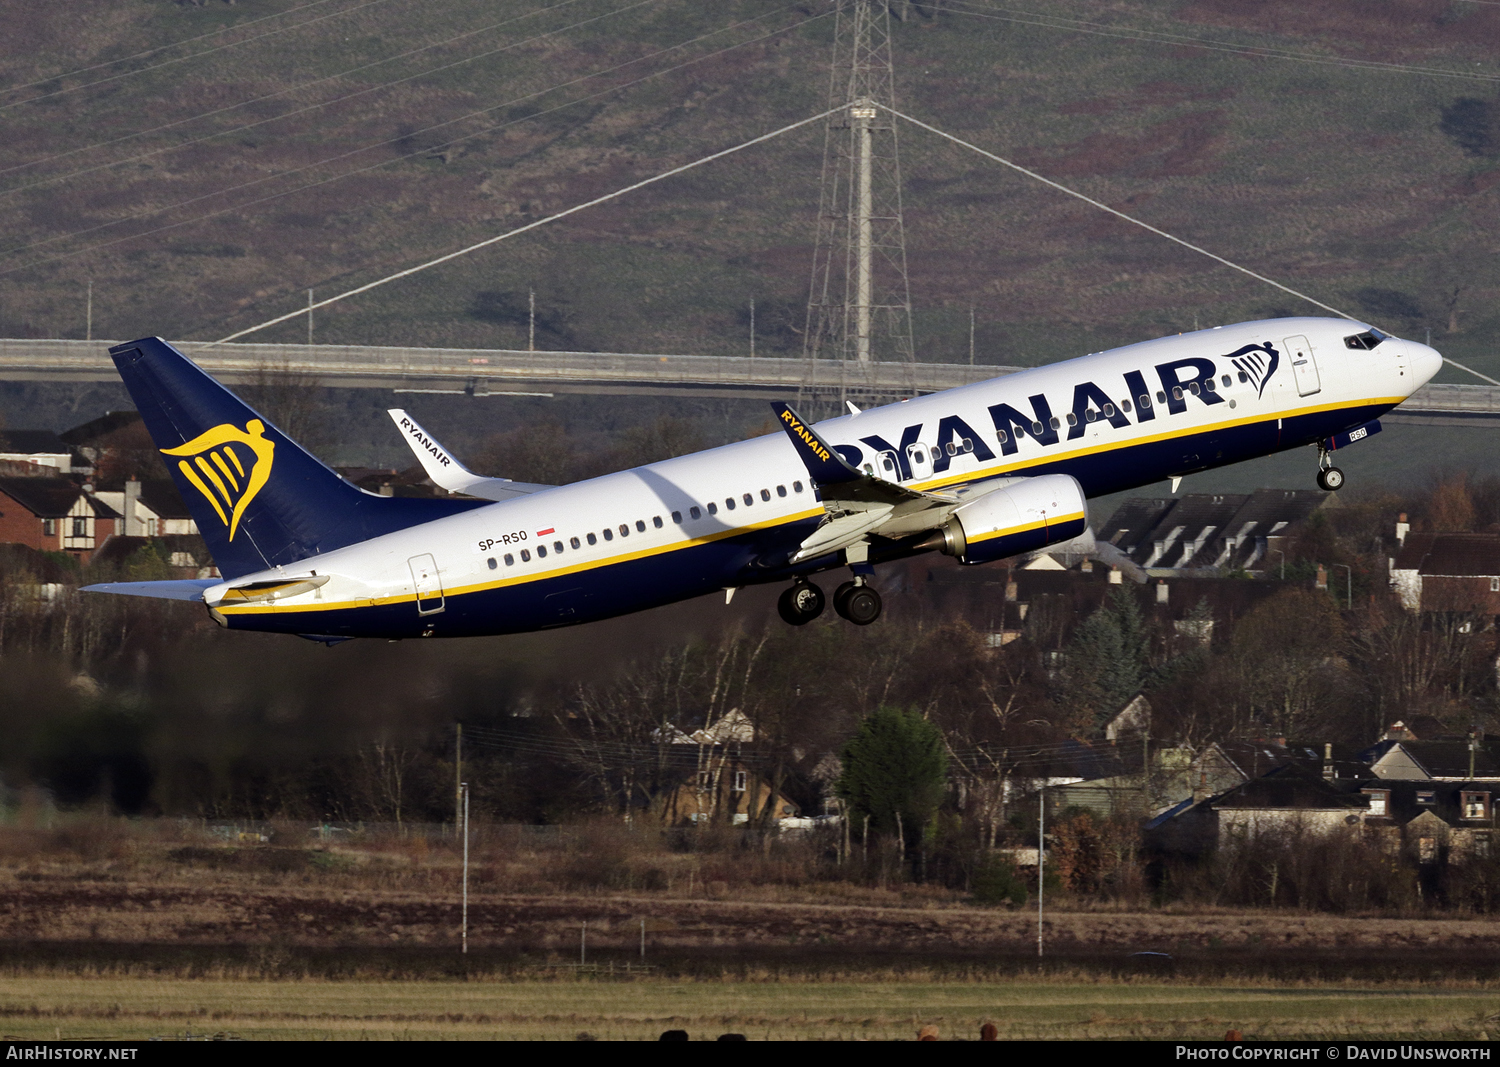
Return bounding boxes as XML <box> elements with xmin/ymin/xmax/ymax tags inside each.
<box><xmin>83</xmin><ymin>317</ymin><xmax>1442</xmax><ymax>639</ymax></box>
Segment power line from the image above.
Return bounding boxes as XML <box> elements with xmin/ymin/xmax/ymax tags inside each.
<box><xmin>0</xmin><ymin>0</ymin><xmax>404</xmax><ymax>112</ymax></box>
<box><xmin>942</xmin><ymin>1</ymin><xmax>1500</xmax><ymax>85</ymax></box>
<box><xmin>0</xmin><ymin>0</ymin><xmax>640</xmax><ymax>190</ymax></box>
<box><xmin>885</xmin><ymin>104</ymin><xmax>1500</xmax><ymax>388</ymax></box>
<box><xmin>0</xmin><ymin>5</ymin><xmax>829</xmax><ymax>278</ymax></box>
<box><xmin>210</xmin><ymin>106</ymin><xmax>840</xmax><ymax>343</ymax></box>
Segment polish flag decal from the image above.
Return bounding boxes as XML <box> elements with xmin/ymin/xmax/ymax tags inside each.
<box><xmin>537</xmin><ymin>528</ymin><xmax>555</xmax><ymax>536</ymax></box>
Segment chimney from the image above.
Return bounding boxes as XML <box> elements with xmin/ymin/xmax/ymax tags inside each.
<box><xmin>1315</xmin><ymin>564</ymin><xmax>1328</xmax><ymax>590</ymax></box>
<box><xmin>1396</xmin><ymin>513</ymin><xmax>1409</xmax><ymax>547</ymax></box>
<box><xmin>1322</xmin><ymin>742</ymin><xmax>1334</xmax><ymax>781</ymax></box>
<box><xmin>1156</xmin><ymin>580</ymin><xmax>1169</xmax><ymax>604</ymax></box>
<box><xmin>124</xmin><ymin>479</ymin><xmax>142</xmax><ymax>537</ymax></box>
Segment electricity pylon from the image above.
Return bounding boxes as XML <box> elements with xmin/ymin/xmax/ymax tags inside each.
<box><xmin>803</xmin><ymin>0</ymin><xmax>916</xmax><ymax>401</ymax></box>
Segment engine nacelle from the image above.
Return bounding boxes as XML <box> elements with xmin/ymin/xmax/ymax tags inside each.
<box><xmin>927</xmin><ymin>474</ymin><xmax>1088</xmax><ymax>566</ymax></box>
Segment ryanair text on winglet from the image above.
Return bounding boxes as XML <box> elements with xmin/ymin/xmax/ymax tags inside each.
<box><xmin>780</xmin><ymin>409</ymin><xmax>831</xmax><ymax>464</ymax></box>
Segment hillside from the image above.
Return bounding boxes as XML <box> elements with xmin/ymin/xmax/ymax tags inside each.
<box><xmin>2</xmin><ymin>0</ymin><xmax>1499</xmax><ymax>380</ymax></box>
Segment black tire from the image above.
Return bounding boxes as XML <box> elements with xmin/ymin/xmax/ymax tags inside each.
<box><xmin>777</xmin><ymin>581</ymin><xmax>824</xmax><ymax>625</ymax></box>
<box><xmin>843</xmin><ymin>585</ymin><xmax>882</xmax><ymax>626</ymax></box>
<box><xmin>1317</xmin><ymin>466</ymin><xmax>1345</xmax><ymax>492</ymax></box>
<box><xmin>832</xmin><ymin>580</ymin><xmax>857</xmax><ymax>620</ymax></box>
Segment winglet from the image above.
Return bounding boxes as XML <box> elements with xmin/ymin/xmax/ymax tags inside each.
<box><xmin>388</xmin><ymin>408</ymin><xmax>484</xmax><ymax>492</ymax></box>
<box><xmin>770</xmin><ymin>402</ymin><xmax>862</xmax><ymax>486</ymax></box>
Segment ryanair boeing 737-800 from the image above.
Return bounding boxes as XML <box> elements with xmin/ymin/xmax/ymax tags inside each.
<box><xmin>84</xmin><ymin>318</ymin><xmax>1442</xmax><ymax>639</ymax></box>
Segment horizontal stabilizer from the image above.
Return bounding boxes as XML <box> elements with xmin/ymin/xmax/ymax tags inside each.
<box><xmin>387</xmin><ymin>409</ymin><xmax>552</xmax><ymax>501</ymax></box>
<box><xmin>82</xmin><ymin>579</ymin><xmax>218</xmax><ymax>602</ymax></box>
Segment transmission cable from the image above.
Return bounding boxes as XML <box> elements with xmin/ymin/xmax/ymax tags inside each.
<box><xmin>0</xmin><ymin>0</ymin><xmax>643</xmax><ymax>190</ymax></box>
<box><xmin>0</xmin><ymin>5</ymin><xmax>828</xmax><ymax>276</ymax></box>
<box><xmin>943</xmin><ymin>1</ymin><xmax>1500</xmax><ymax>85</ymax></box>
<box><xmin>0</xmin><ymin>0</ymin><xmax>404</xmax><ymax>112</ymax></box>
<box><xmin>884</xmin><ymin>104</ymin><xmax>1500</xmax><ymax>388</ymax></box>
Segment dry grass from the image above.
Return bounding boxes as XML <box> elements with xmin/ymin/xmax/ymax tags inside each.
<box><xmin>1</xmin><ymin>974</ymin><xmax>1497</xmax><ymax>1041</ymax></box>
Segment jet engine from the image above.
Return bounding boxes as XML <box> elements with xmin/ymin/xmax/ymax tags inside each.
<box><xmin>921</xmin><ymin>474</ymin><xmax>1088</xmax><ymax>566</ymax></box>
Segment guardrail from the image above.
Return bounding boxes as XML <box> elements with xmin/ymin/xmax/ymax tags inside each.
<box><xmin>0</xmin><ymin>338</ymin><xmax>1495</xmax><ymax>412</ymax></box>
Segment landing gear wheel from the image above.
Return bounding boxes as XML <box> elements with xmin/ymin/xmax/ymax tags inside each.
<box><xmin>777</xmin><ymin>581</ymin><xmax>825</xmax><ymax>626</ymax></box>
<box><xmin>1317</xmin><ymin>466</ymin><xmax>1345</xmax><ymax>492</ymax></box>
<box><xmin>833</xmin><ymin>581</ymin><xmax>882</xmax><ymax>625</ymax></box>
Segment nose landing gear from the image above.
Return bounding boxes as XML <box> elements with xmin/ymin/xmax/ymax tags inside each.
<box><xmin>1316</xmin><ymin>447</ymin><xmax>1344</xmax><ymax>492</ymax></box>
<box><xmin>777</xmin><ymin>580</ymin><xmax>825</xmax><ymax>626</ymax></box>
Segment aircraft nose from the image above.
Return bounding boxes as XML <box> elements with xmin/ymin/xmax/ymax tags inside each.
<box><xmin>1408</xmin><ymin>341</ymin><xmax>1443</xmax><ymax>388</ymax></box>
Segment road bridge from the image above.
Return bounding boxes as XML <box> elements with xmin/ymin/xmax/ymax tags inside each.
<box><xmin>0</xmin><ymin>339</ymin><xmax>1495</xmax><ymax>419</ymax></box>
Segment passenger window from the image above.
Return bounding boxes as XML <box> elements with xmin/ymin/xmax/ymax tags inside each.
<box><xmin>864</xmin><ymin>463</ymin><xmax>875</xmax><ymax>475</ymax></box>
<box><xmin>635</xmin><ymin>520</ymin><xmax>646</xmax><ymax>532</ymax></box>
<box><xmin>1171</xmin><ymin>387</ymin><xmax>1183</xmax><ymax>400</ymax></box>
<box><xmin>1189</xmin><ymin>382</ymin><xmax>1200</xmax><ymax>395</ymax></box>
<box><xmin>946</xmin><ymin>442</ymin><xmax>956</xmax><ymax>456</ymax></box>
<box><xmin>1066</xmin><ymin>413</ymin><xmax>1077</xmax><ymax>426</ymax></box>
<box><xmin>570</xmin><ymin>537</ymin><xmax>581</xmax><ymax>549</ymax></box>
<box><xmin>1121</xmin><ymin>400</ymin><xmax>1132</xmax><ymax>412</ymax></box>
<box><xmin>793</xmin><ymin>481</ymin><xmax>804</xmax><ymax>493</ymax></box>
<box><xmin>554</xmin><ymin>541</ymin><xmax>564</xmax><ymax>553</ymax></box>
<box><xmin>743</xmin><ymin>493</ymin><xmax>753</xmax><ymax>506</ymax></box>
<box><xmin>1156</xmin><ymin>391</ymin><xmax>1167</xmax><ymax>403</ymax></box>
<box><xmin>963</xmin><ymin>438</ymin><xmax>973</xmax><ymax>451</ymax></box>
<box><xmin>725</xmin><ymin>498</ymin><xmax>736</xmax><ymax>510</ymax></box>
<box><xmin>672</xmin><ymin>511</ymin><xmax>682</xmax><ymax>523</ymax></box>
<box><xmin>537</xmin><ymin>545</ymin><xmax>547</xmax><ymax>558</ymax></box>
<box><xmin>760</xmin><ymin>489</ymin><xmax>770</xmax><ymax>502</ymax></box>
<box><xmin>487</xmin><ymin>557</ymin><xmax>497</xmax><ymax>570</ymax></box>
<box><xmin>1032</xmin><ymin>421</ymin><xmax>1045</xmax><ymax>435</ymax></box>
<box><xmin>707</xmin><ymin>502</ymin><xmax>718</xmax><ymax>515</ymax></box>
<box><xmin>1140</xmin><ymin>395</ymin><xmax>1151</xmax><ymax>408</ymax></box>
<box><xmin>520</xmin><ymin>549</ymin><xmax>531</xmax><ymax>562</ymax></box>
<box><xmin>776</xmin><ymin>486</ymin><xmax>787</xmax><ymax>497</ymax></box>
<box><xmin>603</xmin><ymin>529</ymin><xmax>613</xmax><ymax>541</ymax></box>
<box><xmin>997</xmin><ymin>429</ymin><xmax>1008</xmax><ymax>444</ymax></box>
<box><xmin>653</xmin><ymin>516</ymin><xmax>663</xmax><ymax>528</ymax></box>
<box><xmin>930</xmin><ymin>447</ymin><xmax>941</xmax><ymax>462</ymax></box>
<box><xmin>1238</xmin><ymin>371</ymin><xmax>1248</xmax><ymax>383</ymax></box>
<box><xmin>587</xmin><ymin>532</ymin><xmax>597</xmax><ymax>545</ymax></box>
<box><xmin>1049</xmin><ymin>417</ymin><xmax>1061</xmax><ymax>430</ymax></box>
<box><xmin>1221</xmin><ymin>374</ymin><xmax>1232</xmax><ymax>387</ymax></box>
<box><xmin>691</xmin><ymin>506</ymin><xmax>702</xmax><ymax>519</ymax></box>
<box><xmin>1085</xmin><ymin>409</ymin><xmax>1097</xmax><ymax>423</ymax></box>
<box><xmin>504</xmin><ymin>553</ymin><xmax>514</xmax><ymax>566</ymax></box>
<box><xmin>619</xmin><ymin>524</ymin><xmax>629</xmax><ymax>537</ymax></box>
<box><xmin>1202</xmin><ymin>379</ymin><xmax>1214</xmax><ymax>393</ymax></box>
<box><xmin>1103</xmin><ymin>403</ymin><xmax>1114</xmax><ymax>416</ymax></box>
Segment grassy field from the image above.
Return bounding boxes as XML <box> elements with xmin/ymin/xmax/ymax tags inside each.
<box><xmin>2</xmin><ymin>974</ymin><xmax>1498</xmax><ymax>1041</ymax></box>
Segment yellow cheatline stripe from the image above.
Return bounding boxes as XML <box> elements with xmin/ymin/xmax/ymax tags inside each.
<box><xmin>967</xmin><ymin>510</ymin><xmax>1087</xmax><ymax>544</ymax></box>
<box><xmin>909</xmin><ymin>396</ymin><xmax>1403</xmax><ymax>493</ymax></box>
<box><xmin>217</xmin><ymin>506</ymin><xmax>828</xmax><ymax>615</ymax></box>
<box><xmin>178</xmin><ymin>459</ymin><xmax>227</xmax><ymax>525</ymax></box>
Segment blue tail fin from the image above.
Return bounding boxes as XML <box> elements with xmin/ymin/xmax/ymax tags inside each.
<box><xmin>110</xmin><ymin>337</ymin><xmax>485</xmax><ymax>579</ymax></box>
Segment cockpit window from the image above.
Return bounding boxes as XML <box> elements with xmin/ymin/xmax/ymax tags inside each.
<box><xmin>1344</xmin><ymin>328</ymin><xmax>1391</xmax><ymax>350</ymax></box>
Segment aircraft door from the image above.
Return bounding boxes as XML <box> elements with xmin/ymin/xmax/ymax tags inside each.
<box><xmin>874</xmin><ymin>450</ymin><xmax>900</xmax><ymax>479</ymax></box>
<box><xmin>1285</xmin><ymin>334</ymin><xmax>1321</xmax><ymax>397</ymax></box>
<box><xmin>905</xmin><ymin>441</ymin><xmax>936</xmax><ymax>483</ymax></box>
<box><xmin>408</xmin><ymin>553</ymin><xmax>445</xmax><ymax>615</ymax></box>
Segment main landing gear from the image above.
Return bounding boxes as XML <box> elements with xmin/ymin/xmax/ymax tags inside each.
<box><xmin>776</xmin><ymin>576</ymin><xmax>883</xmax><ymax>626</ymax></box>
<box><xmin>1316</xmin><ymin>446</ymin><xmax>1345</xmax><ymax>492</ymax></box>
<box><xmin>777</xmin><ymin>580</ymin><xmax>825</xmax><ymax>626</ymax></box>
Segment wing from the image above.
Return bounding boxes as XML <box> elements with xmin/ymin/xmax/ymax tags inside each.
<box><xmin>386</xmin><ymin>409</ymin><xmax>553</xmax><ymax>501</ymax></box>
<box><xmin>770</xmin><ymin>401</ymin><xmax>961</xmax><ymax>563</ymax></box>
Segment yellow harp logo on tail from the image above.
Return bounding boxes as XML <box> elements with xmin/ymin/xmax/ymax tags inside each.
<box><xmin>161</xmin><ymin>420</ymin><xmax>275</xmax><ymax>541</ymax></box>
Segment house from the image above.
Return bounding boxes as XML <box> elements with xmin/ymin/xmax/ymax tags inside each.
<box><xmin>90</xmin><ymin>479</ymin><xmax>198</xmax><ymax>538</ymax></box>
<box><xmin>1099</xmin><ymin>488</ymin><xmax>1328</xmax><ymax>576</ymax></box>
<box><xmin>0</xmin><ymin>478</ymin><xmax>119</xmax><ymax>559</ymax></box>
<box><xmin>652</xmin><ymin>709</ymin><xmax>802</xmax><ymax>828</ymax></box>
<box><xmin>1357</xmin><ymin>780</ymin><xmax>1497</xmax><ymax>865</ymax></box>
<box><xmin>1364</xmin><ymin>739</ymin><xmax>1500</xmax><ymax>782</ymax></box>
<box><xmin>1390</xmin><ymin>532</ymin><xmax>1500</xmax><ymax>616</ymax></box>
<box><xmin>0</xmin><ymin>430</ymin><xmax>76</xmax><ymax>474</ymax></box>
